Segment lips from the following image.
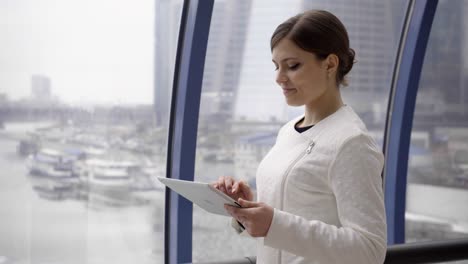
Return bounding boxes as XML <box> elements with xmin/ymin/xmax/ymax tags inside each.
<box><xmin>282</xmin><ymin>87</ymin><xmax>296</xmax><ymax>95</ymax></box>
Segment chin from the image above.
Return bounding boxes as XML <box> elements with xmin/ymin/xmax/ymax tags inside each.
<box><xmin>285</xmin><ymin>100</ymin><xmax>304</xmax><ymax>107</ymax></box>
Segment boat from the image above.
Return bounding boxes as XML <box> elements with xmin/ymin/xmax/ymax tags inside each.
<box><xmin>78</xmin><ymin>159</ymin><xmax>137</xmax><ymax>191</ymax></box>
<box><xmin>27</xmin><ymin>148</ymin><xmax>78</xmax><ymax>178</ymax></box>
<box><xmin>26</xmin><ymin>148</ymin><xmax>84</xmax><ymax>193</ymax></box>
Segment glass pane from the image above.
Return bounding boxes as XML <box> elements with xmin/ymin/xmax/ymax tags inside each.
<box><xmin>193</xmin><ymin>0</ymin><xmax>407</xmax><ymax>261</ymax></box>
<box><xmin>0</xmin><ymin>0</ymin><xmax>181</xmax><ymax>263</ymax></box>
<box><xmin>405</xmin><ymin>0</ymin><xmax>468</xmax><ymax>244</ymax></box>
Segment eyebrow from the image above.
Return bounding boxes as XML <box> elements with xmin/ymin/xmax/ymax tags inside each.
<box><xmin>272</xmin><ymin>57</ymin><xmax>299</xmax><ymax>64</ymax></box>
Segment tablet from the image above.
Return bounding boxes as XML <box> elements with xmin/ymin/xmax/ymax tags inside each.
<box><xmin>157</xmin><ymin>177</ymin><xmax>241</xmax><ymax>216</ymax></box>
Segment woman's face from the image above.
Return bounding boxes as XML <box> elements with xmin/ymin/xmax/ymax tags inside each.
<box><xmin>272</xmin><ymin>38</ymin><xmax>332</xmax><ymax>107</ymax></box>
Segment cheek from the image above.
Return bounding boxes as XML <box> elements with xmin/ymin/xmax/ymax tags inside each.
<box><xmin>294</xmin><ymin>70</ymin><xmax>325</xmax><ymax>92</ymax></box>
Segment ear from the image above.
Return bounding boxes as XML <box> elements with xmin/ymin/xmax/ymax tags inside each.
<box><xmin>325</xmin><ymin>54</ymin><xmax>339</xmax><ymax>74</ymax></box>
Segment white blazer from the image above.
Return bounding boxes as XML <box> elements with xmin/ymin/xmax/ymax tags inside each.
<box><xmin>250</xmin><ymin>105</ymin><xmax>386</xmax><ymax>264</ymax></box>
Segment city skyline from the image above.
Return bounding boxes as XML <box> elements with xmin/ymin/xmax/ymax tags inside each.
<box><xmin>2</xmin><ymin>0</ymin><xmax>468</xmax><ymax>120</ymax></box>
<box><xmin>0</xmin><ymin>0</ymin><xmax>155</xmax><ymax>105</ymax></box>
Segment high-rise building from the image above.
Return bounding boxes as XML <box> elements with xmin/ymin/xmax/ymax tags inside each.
<box><xmin>154</xmin><ymin>0</ymin><xmax>182</xmax><ymax>127</ymax></box>
<box><xmin>31</xmin><ymin>75</ymin><xmax>52</xmax><ymax>101</ymax></box>
<box><xmin>301</xmin><ymin>1</ymin><xmax>402</xmax><ymax>116</ymax></box>
<box><xmin>154</xmin><ymin>0</ymin><xmax>251</xmax><ymax>126</ymax></box>
<box><xmin>418</xmin><ymin>0</ymin><xmax>467</xmax><ymax>117</ymax></box>
<box><xmin>233</xmin><ymin>1</ymin><xmax>406</xmax><ymax>123</ymax></box>
<box><xmin>200</xmin><ymin>1</ymin><xmax>252</xmax><ymax>123</ymax></box>
<box><xmin>234</xmin><ymin>1</ymin><xmax>302</xmax><ymax>122</ymax></box>
<box><xmin>464</xmin><ymin>2</ymin><xmax>468</xmax><ymax>115</ymax></box>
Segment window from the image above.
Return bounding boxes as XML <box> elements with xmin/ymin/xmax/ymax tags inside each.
<box><xmin>192</xmin><ymin>0</ymin><xmax>407</xmax><ymax>261</ymax></box>
<box><xmin>0</xmin><ymin>1</ymin><xmax>181</xmax><ymax>263</ymax></box>
<box><xmin>405</xmin><ymin>0</ymin><xmax>468</xmax><ymax>245</ymax></box>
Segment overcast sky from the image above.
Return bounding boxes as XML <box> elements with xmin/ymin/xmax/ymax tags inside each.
<box><xmin>0</xmin><ymin>0</ymin><xmax>155</xmax><ymax>106</ymax></box>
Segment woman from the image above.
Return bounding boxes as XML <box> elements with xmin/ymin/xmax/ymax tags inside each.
<box><xmin>215</xmin><ymin>10</ymin><xmax>387</xmax><ymax>264</ymax></box>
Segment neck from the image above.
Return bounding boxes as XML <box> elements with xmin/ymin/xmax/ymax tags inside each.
<box><xmin>300</xmin><ymin>87</ymin><xmax>344</xmax><ymax>127</ymax></box>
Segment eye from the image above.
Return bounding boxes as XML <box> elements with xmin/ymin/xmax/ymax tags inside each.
<box><xmin>273</xmin><ymin>64</ymin><xmax>279</xmax><ymax>71</ymax></box>
<box><xmin>288</xmin><ymin>63</ymin><xmax>300</xmax><ymax>70</ymax></box>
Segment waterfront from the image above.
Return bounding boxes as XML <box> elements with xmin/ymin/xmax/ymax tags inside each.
<box><xmin>2</xmin><ymin>121</ymin><xmax>468</xmax><ymax>263</ymax></box>
<box><xmin>0</xmin><ymin>122</ymin><xmax>256</xmax><ymax>264</ymax></box>
<box><xmin>0</xmin><ymin>123</ymin><xmax>164</xmax><ymax>264</ymax></box>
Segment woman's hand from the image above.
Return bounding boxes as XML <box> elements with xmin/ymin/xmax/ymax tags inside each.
<box><xmin>224</xmin><ymin>198</ymin><xmax>274</xmax><ymax>237</ymax></box>
<box><xmin>212</xmin><ymin>176</ymin><xmax>253</xmax><ymax>202</ymax></box>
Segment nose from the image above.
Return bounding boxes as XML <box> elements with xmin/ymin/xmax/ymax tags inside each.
<box><xmin>276</xmin><ymin>70</ymin><xmax>288</xmax><ymax>85</ymax></box>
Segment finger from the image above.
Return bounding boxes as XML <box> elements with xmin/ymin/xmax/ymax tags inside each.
<box><xmin>225</xmin><ymin>206</ymin><xmax>241</xmax><ymax>221</ymax></box>
<box><xmin>238</xmin><ymin>180</ymin><xmax>249</xmax><ymax>191</ymax></box>
<box><xmin>217</xmin><ymin>176</ymin><xmax>224</xmax><ymax>186</ymax></box>
<box><xmin>237</xmin><ymin>198</ymin><xmax>258</xmax><ymax>208</ymax></box>
<box><xmin>231</xmin><ymin>208</ymin><xmax>259</xmax><ymax>230</ymax></box>
<box><xmin>224</xmin><ymin>204</ymin><xmax>246</xmax><ymax>218</ymax></box>
<box><xmin>225</xmin><ymin>177</ymin><xmax>234</xmax><ymax>193</ymax></box>
<box><xmin>237</xmin><ymin>181</ymin><xmax>251</xmax><ymax>197</ymax></box>
<box><xmin>239</xmin><ymin>216</ymin><xmax>248</xmax><ymax>227</ymax></box>
<box><xmin>232</xmin><ymin>181</ymin><xmax>239</xmax><ymax>193</ymax></box>
<box><xmin>217</xmin><ymin>176</ymin><xmax>226</xmax><ymax>192</ymax></box>
<box><xmin>233</xmin><ymin>179</ymin><xmax>247</xmax><ymax>193</ymax></box>
<box><xmin>240</xmin><ymin>181</ymin><xmax>253</xmax><ymax>195</ymax></box>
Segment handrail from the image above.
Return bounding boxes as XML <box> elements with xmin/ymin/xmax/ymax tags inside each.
<box><xmin>384</xmin><ymin>238</ymin><xmax>468</xmax><ymax>264</ymax></box>
<box><xmin>186</xmin><ymin>256</ymin><xmax>255</xmax><ymax>264</ymax></box>
<box><xmin>189</xmin><ymin>238</ymin><xmax>468</xmax><ymax>264</ymax></box>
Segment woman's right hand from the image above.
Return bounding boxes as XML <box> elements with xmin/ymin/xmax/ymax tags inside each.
<box><xmin>212</xmin><ymin>176</ymin><xmax>253</xmax><ymax>202</ymax></box>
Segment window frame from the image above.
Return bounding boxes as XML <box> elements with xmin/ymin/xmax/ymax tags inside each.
<box><xmin>164</xmin><ymin>1</ymin><xmax>214</xmax><ymax>264</ymax></box>
<box><xmin>383</xmin><ymin>0</ymin><xmax>438</xmax><ymax>245</ymax></box>
<box><xmin>167</xmin><ymin>0</ymin><xmax>443</xmax><ymax>262</ymax></box>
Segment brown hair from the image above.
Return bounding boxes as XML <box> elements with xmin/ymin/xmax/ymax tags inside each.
<box><xmin>271</xmin><ymin>10</ymin><xmax>355</xmax><ymax>87</ymax></box>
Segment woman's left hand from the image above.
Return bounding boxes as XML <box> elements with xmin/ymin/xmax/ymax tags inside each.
<box><xmin>224</xmin><ymin>198</ymin><xmax>274</xmax><ymax>237</ymax></box>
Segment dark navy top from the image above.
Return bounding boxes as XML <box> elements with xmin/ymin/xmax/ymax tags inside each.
<box><xmin>294</xmin><ymin>117</ymin><xmax>314</xmax><ymax>133</ymax></box>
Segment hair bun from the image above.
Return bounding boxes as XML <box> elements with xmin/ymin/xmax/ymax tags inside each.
<box><xmin>348</xmin><ymin>48</ymin><xmax>355</xmax><ymax>63</ymax></box>
<box><xmin>271</xmin><ymin>10</ymin><xmax>355</xmax><ymax>86</ymax></box>
<box><xmin>342</xmin><ymin>48</ymin><xmax>355</xmax><ymax>75</ymax></box>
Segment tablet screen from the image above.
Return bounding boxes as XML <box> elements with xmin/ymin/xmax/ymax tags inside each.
<box><xmin>158</xmin><ymin>177</ymin><xmax>241</xmax><ymax>216</ymax></box>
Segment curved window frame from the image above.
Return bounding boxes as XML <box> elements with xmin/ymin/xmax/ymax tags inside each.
<box><xmin>166</xmin><ymin>0</ymin><xmax>444</xmax><ymax>263</ymax></box>
<box><xmin>383</xmin><ymin>0</ymin><xmax>438</xmax><ymax>245</ymax></box>
<box><xmin>164</xmin><ymin>1</ymin><xmax>214</xmax><ymax>264</ymax></box>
